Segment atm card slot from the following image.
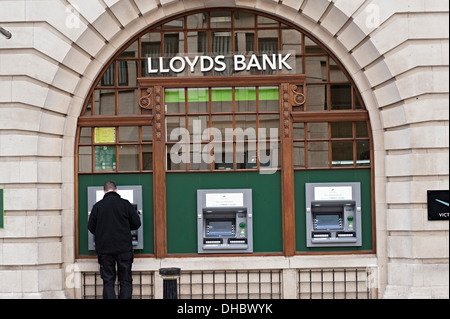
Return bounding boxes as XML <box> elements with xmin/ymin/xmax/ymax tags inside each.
<box><xmin>312</xmin><ymin>232</ymin><xmax>331</xmax><ymax>239</ymax></box>
<box><xmin>229</xmin><ymin>239</ymin><xmax>247</xmax><ymax>245</ymax></box>
<box><xmin>204</xmin><ymin>239</ymin><xmax>223</xmax><ymax>245</ymax></box>
<box><xmin>336</xmin><ymin>232</ymin><xmax>356</xmax><ymax>238</ymax></box>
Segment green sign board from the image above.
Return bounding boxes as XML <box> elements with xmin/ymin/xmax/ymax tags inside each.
<box><xmin>0</xmin><ymin>189</ymin><xmax>4</xmax><ymax>228</ymax></box>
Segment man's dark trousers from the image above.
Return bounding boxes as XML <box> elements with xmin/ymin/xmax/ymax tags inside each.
<box><xmin>98</xmin><ymin>251</ymin><xmax>134</xmax><ymax>299</ymax></box>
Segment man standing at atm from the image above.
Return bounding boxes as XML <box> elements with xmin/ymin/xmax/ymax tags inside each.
<box><xmin>88</xmin><ymin>181</ymin><xmax>142</xmax><ymax>299</ymax></box>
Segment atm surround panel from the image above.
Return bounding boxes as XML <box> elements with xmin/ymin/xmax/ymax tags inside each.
<box><xmin>87</xmin><ymin>185</ymin><xmax>144</xmax><ymax>251</ymax></box>
<box><xmin>197</xmin><ymin>189</ymin><xmax>253</xmax><ymax>254</ymax></box>
<box><xmin>306</xmin><ymin>183</ymin><xmax>362</xmax><ymax>247</ymax></box>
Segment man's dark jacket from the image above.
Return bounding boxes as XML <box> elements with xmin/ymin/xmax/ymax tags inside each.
<box><xmin>88</xmin><ymin>191</ymin><xmax>141</xmax><ymax>255</ymax></box>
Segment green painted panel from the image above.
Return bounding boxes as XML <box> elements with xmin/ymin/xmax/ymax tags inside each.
<box><xmin>78</xmin><ymin>174</ymin><xmax>154</xmax><ymax>256</ymax></box>
<box><xmin>164</xmin><ymin>87</ymin><xmax>279</xmax><ymax>103</ymax></box>
<box><xmin>294</xmin><ymin>169</ymin><xmax>373</xmax><ymax>252</ymax></box>
<box><xmin>166</xmin><ymin>172</ymin><xmax>283</xmax><ymax>254</ymax></box>
<box><xmin>0</xmin><ymin>189</ymin><xmax>4</xmax><ymax>229</ymax></box>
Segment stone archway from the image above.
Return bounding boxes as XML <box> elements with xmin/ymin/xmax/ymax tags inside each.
<box><xmin>60</xmin><ymin>0</ymin><xmax>391</xmax><ymax>299</ymax></box>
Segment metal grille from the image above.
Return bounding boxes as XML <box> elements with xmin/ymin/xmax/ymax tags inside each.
<box><xmin>298</xmin><ymin>268</ymin><xmax>374</xmax><ymax>299</ymax></box>
<box><xmin>178</xmin><ymin>270</ymin><xmax>282</xmax><ymax>299</ymax></box>
<box><xmin>82</xmin><ymin>272</ymin><xmax>154</xmax><ymax>299</ymax></box>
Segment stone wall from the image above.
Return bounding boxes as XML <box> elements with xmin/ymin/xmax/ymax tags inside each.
<box><xmin>0</xmin><ymin>0</ymin><xmax>448</xmax><ymax>298</ymax></box>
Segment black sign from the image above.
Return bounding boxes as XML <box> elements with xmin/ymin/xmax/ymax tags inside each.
<box><xmin>427</xmin><ymin>190</ymin><xmax>449</xmax><ymax>221</ymax></box>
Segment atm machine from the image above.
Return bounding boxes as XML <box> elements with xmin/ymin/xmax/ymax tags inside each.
<box><xmin>197</xmin><ymin>189</ymin><xmax>253</xmax><ymax>254</ymax></box>
<box><xmin>305</xmin><ymin>182</ymin><xmax>362</xmax><ymax>247</ymax></box>
<box><xmin>87</xmin><ymin>185</ymin><xmax>144</xmax><ymax>251</ymax></box>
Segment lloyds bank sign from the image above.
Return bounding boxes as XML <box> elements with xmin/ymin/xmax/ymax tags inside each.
<box><xmin>147</xmin><ymin>53</ymin><xmax>294</xmax><ymax>74</ymax></box>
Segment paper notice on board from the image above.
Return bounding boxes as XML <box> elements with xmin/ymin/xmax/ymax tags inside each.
<box><xmin>94</xmin><ymin>127</ymin><xmax>116</xmax><ymax>144</ymax></box>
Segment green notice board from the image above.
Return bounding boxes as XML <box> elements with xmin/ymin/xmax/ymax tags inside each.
<box><xmin>0</xmin><ymin>189</ymin><xmax>3</xmax><ymax>228</ymax></box>
<box><xmin>77</xmin><ymin>174</ymin><xmax>154</xmax><ymax>256</ymax></box>
<box><xmin>166</xmin><ymin>171</ymin><xmax>283</xmax><ymax>254</ymax></box>
<box><xmin>294</xmin><ymin>169</ymin><xmax>373</xmax><ymax>252</ymax></box>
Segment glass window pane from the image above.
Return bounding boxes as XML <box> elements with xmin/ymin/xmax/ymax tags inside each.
<box><xmin>166</xmin><ymin>116</ymin><xmax>186</xmax><ymax>142</ymax></box>
<box><xmin>211</xmin><ymin>11</ymin><xmax>232</xmax><ymax>28</ymax></box>
<box><xmin>357</xmin><ymin>140</ymin><xmax>371</xmax><ymax>166</ymax></box>
<box><xmin>189</xmin><ymin>116</ymin><xmax>209</xmax><ymax>142</ymax></box>
<box><xmin>282</xmin><ymin>29</ymin><xmax>302</xmax><ymax>54</ymax></box>
<box><xmin>189</xmin><ymin>143</ymin><xmax>210</xmax><ymax>170</ymax></box>
<box><xmin>187</xmin><ymin>13</ymin><xmax>207</xmax><ymax>29</ymax></box>
<box><xmin>78</xmin><ymin>146</ymin><xmax>92</xmax><ymax>172</ymax></box>
<box><xmin>259</xmin><ymin>86</ymin><xmax>279</xmax><ymax>112</ymax></box>
<box><xmin>235</xmin><ymin>115</ymin><xmax>257</xmax><ymax>141</ymax></box>
<box><xmin>308</xmin><ymin>142</ymin><xmax>329</xmax><ymax>167</ymax></box>
<box><xmin>258</xmin><ymin>30</ymin><xmax>278</xmax><ymax>54</ymax></box>
<box><xmin>306</xmin><ymin>85</ymin><xmax>327</xmax><ymax>111</ymax></box>
<box><xmin>99</xmin><ymin>63</ymin><xmax>115</xmax><ymax>86</ymax></box>
<box><xmin>257</xmin><ymin>15</ymin><xmax>278</xmax><ymax>27</ymax></box>
<box><xmin>163</xmin><ymin>16</ymin><xmax>184</xmax><ymax>30</ymax></box>
<box><xmin>118</xmin><ymin>145</ymin><xmax>139</xmax><ymax>171</ymax></box>
<box><xmin>84</xmin><ymin>95</ymin><xmax>92</xmax><ymax>116</ymax></box>
<box><xmin>213</xmin><ymin>141</ymin><xmax>233</xmax><ymax>170</ymax></box>
<box><xmin>293</xmin><ymin>122</ymin><xmax>305</xmax><ymax>140</ymax></box>
<box><xmin>293</xmin><ymin>142</ymin><xmax>305</xmax><ymax>168</ymax></box>
<box><xmin>165</xmin><ymin>88</ymin><xmax>185</xmax><ymax>114</ymax></box>
<box><xmin>164</xmin><ymin>32</ymin><xmax>184</xmax><ymax>57</ymax></box>
<box><xmin>305</xmin><ymin>56</ymin><xmax>327</xmax><ymax>83</ymax></box>
<box><xmin>141</xmin><ymin>33</ymin><xmax>162</xmax><ymax>58</ymax></box>
<box><xmin>259</xmin><ymin>115</ymin><xmax>280</xmax><ymax>139</ymax></box>
<box><xmin>234</xmin><ymin>11</ymin><xmax>255</xmax><ymax>28</ymax></box>
<box><xmin>331</xmin><ymin>122</ymin><xmax>353</xmax><ymax>139</ymax></box>
<box><xmin>142</xmin><ymin>126</ymin><xmax>153</xmax><ymax>142</ymax></box>
<box><xmin>330</xmin><ymin>84</ymin><xmax>352</xmax><ymax>110</ymax></box>
<box><xmin>94</xmin><ymin>90</ymin><xmax>116</xmax><ymax>115</ymax></box>
<box><xmin>167</xmin><ymin>144</ymin><xmax>187</xmax><ymax>171</ymax></box>
<box><xmin>79</xmin><ymin>128</ymin><xmax>92</xmax><ymax>144</ymax></box>
<box><xmin>355</xmin><ymin>89</ymin><xmax>363</xmax><ymax>110</ymax></box>
<box><xmin>188</xmin><ymin>88</ymin><xmax>209</xmax><ymax>113</ymax></box>
<box><xmin>118</xmin><ymin>39</ymin><xmax>138</xmax><ymax>58</ymax></box>
<box><xmin>356</xmin><ymin>122</ymin><xmax>369</xmax><ymax>138</ymax></box>
<box><xmin>211</xmin><ymin>88</ymin><xmax>232</xmax><ymax>113</ymax></box>
<box><xmin>143</xmin><ymin>145</ymin><xmax>153</xmax><ymax>170</ymax></box>
<box><xmin>118</xmin><ymin>61</ymin><xmax>138</xmax><ymax>87</ymax></box>
<box><xmin>332</xmin><ymin>141</ymin><xmax>353</xmax><ymax>167</ymax></box>
<box><xmin>259</xmin><ymin>141</ymin><xmax>280</xmax><ymax>170</ymax></box>
<box><xmin>187</xmin><ymin>31</ymin><xmax>208</xmax><ymax>55</ymax></box>
<box><xmin>307</xmin><ymin>123</ymin><xmax>328</xmax><ymax>140</ymax></box>
<box><xmin>94</xmin><ymin>146</ymin><xmax>116</xmax><ymax>172</ymax></box>
<box><xmin>235</xmin><ymin>87</ymin><xmax>256</xmax><ymax>112</ymax></box>
<box><xmin>305</xmin><ymin>36</ymin><xmax>327</xmax><ymax>54</ymax></box>
<box><xmin>234</xmin><ymin>31</ymin><xmax>255</xmax><ymax>54</ymax></box>
<box><xmin>119</xmin><ymin>127</ymin><xmax>139</xmax><ymax>143</ymax></box>
<box><xmin>118</xmin><ymin>89</ymin><xmax>138</xmax><ymax>115</ymax></box>
<box><xmin>212</xmin><ymin>31</ymin><xmax>232</xmax><ymax>55</ymax></box>
<box><xmin>236</xmin><ymin>142</ymin><xmax>257</xmax><ymax>169</ymax></box>
<box><xmin>212</xmin><ymin>115</ymin><xmax>233</xmax><ymax>141</ymax></box>
<box><xmin>329</xmin><ymin>58</ymin><xmax>348</xmax><ymax>82</ymax></box>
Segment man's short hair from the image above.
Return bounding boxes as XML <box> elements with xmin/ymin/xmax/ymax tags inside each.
<box><xmin>104</xmin><ymin>181</ymin><xmax>117</xmax><ymax>192</ymax></box>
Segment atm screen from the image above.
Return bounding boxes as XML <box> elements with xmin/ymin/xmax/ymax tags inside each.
<box><xmin>208</xmin><ymin>221</ymin><xmax>234</xmax><ymax>236</ymax></box>
<box><xmin>314</xmin><ymin>214</ymin><xmax>342</xmax><ymax>230</ymax></box>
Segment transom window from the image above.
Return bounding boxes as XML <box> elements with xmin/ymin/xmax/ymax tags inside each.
<box><xmin>77</xmin><ymin>9</ymin><xmax>370</xmax><ymax>174</ymax></box>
